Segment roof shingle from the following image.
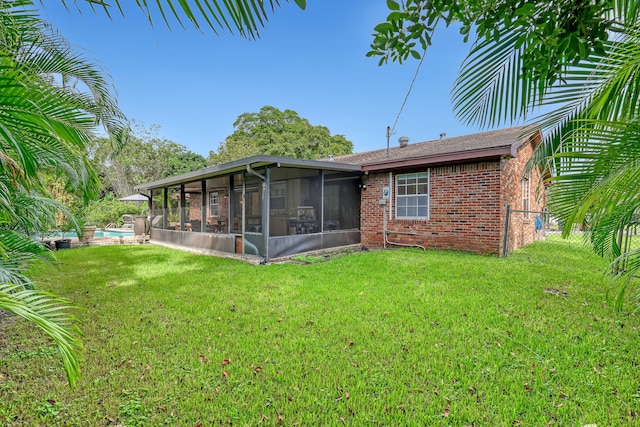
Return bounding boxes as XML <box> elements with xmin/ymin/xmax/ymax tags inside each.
<box><xmin>334</xmin><ymin>126</ymin><xmax>533</xmax><ymax>167</ymax></box>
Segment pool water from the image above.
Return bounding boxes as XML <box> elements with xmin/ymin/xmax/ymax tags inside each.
<box><xmin>96</xmin><ymin>230</ymin><xmax>135</xmax><ymax>238</ymax></box>
<box><xmin>42</xmin><ymin>229</ymin><xmax>134</xmax><ymax>239</ymax></box>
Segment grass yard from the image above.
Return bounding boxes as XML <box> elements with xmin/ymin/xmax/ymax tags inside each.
<box><xmin>1</xmin><ymin>237</ymin><xmax>639</xmax><ymax>426</ymax></box>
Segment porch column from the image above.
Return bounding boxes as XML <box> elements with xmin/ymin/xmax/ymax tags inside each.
<box><xmin>201</xmin><ymin>180</ymin><xmax>207</xmax><ymax>232</ymax></box>
<box><xmin>180</xmin><ymin>184</ymin><xmax>186</xmax><ymax>231</ymax></box>
<box><xmin>148</xmin><ymin>189</ymin><xmax>153</xmax><ymax>215</ymax></box>
<box><xmin>264</xmin><ymin>168</ymin><xmax>271</xmax><ymax>260</ymax></box>
<box><xmin>320</xmin><ymin>170</ymin><xmax>324</xmax><ymax>232</ymax></box>
<box><xmin>163</xmin><ymin>187</ymin><xmax>168</xmax><ymax>229</ymax></box>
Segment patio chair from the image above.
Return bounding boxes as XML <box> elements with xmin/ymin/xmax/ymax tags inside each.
<box><xmin>150</xmin><ymin>214</ymin><xmax>164</xmax><ymax>228</ymax></box>
<box><xmin>121</xmin><ymin>214</ymin><xmax>135</xmax><ymax>229</ymax></box>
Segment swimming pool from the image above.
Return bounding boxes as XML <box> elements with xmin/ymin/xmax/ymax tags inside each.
<box><xmin>41</xmin><ymin>229</ymin><xmax>135</xmax><ymax>239</ymax></box>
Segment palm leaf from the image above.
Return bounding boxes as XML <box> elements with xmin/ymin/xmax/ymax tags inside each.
<box><xmin>57</xmin><ymin>0</ymin><xmax>304</xmax><ymax>39</ymax></box>
<box><xmin>0</xmin><ymin>283</ymin><xmax>81</xmax><ymax>387</ymax></box>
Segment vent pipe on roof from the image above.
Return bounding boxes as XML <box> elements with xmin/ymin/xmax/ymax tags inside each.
<box><xmin>386</xmin><ymin>126</ymin><xmax>395</xmax><ymax>158</ymax></box>
<box><xmin>398</xmin><ymin>136</ymin><xmax>409</xmax><ymax>147</ymax></box>
<box><xmin>440</xmin><ymin>132</ymin><xmax>446</xmax><ymax>140</ymax></box>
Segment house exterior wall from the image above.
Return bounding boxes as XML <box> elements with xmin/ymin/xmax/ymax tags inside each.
<box><xmin>188</xmin><ymin>189</ymin><xmax>229</xmax><ymax>226</ymax></box>
<box><xmin>190</xmin><ymin>195</ymin><xmax>202</xmax><ymax>221</ymax></box>
<box><xmin>361</xmin><ymin>162</ymin><xmax>503</xmax><ymax>254</ymax></box>
<box><xmin>360</xmin><ymin>140</ymin><xmax>545</xmax><ymax>255</ymax></box>
<box><xmin>500</xmin><ymin>142</ymin><xmax>546</xmax><ymax>254</ymax></box>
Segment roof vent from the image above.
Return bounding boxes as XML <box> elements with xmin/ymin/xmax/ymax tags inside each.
<box><xmin>440</xmin><ymin>132</ymin><xmax>446</xmax><ymax>140</ymax></box>
<box><xmin>398</xmin><ymin>136</ymin><xmax>409</xmax><ymax>147</ymax></box>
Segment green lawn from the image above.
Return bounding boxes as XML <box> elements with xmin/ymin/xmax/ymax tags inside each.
<box><xmin>1</xmin><ymin>238</ymin><xmax>639</xmax><ymax>426</ymax></box>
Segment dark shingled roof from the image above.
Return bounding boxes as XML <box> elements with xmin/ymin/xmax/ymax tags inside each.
<box><xmin>334</xmin><ymin>126</ymin><xmax>534</xmax><ymax>170</ymax></box>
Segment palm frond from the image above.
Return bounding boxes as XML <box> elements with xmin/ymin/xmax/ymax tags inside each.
<box><xmin>0</xmin><ymin>283</ymin><xmax>81</xmax><ymax>387</ymax></box>
<box><xmin>57</xmin><ymin>0</ymin><xmax>304</xmax><ymax>40</ymax></box>
<box><xmin>452</xmin><ymin>28</ymin><xmax>537</xmax><ymax>128</ymax></box>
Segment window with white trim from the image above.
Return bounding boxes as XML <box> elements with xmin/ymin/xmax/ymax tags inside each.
<box><xmin>395</xmin><ymin>171</ymin><xmax>429</xmax><ymax>219</ymax></box>
<box><xmin>209</xmin><ymin>191</ymin><xmax>219</xmax><ymax>217</ymax></box>
<box><xmin>521</xmin><ymin>176</ymin><xmax>530</xmax><ymax>218</ymax></box>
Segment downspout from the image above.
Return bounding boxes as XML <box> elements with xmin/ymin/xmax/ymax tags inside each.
<box><xmin>246</xmin><ymin>164</ymin><xmax>266</xmax><ymax>182</ymax></box>
<box><xmin>246</xmin><ymin>164</ymin><xmax>269</xmax><ymax>262</ymax></box>
<box><xmin>388</xmin><ymin>172</ymin><xmax>393</xmax><ymax>221</ymax></box>
<box><xmin>383</xmin><ymin>199</ymin><xmax>387</xmax><ymax>249</ymax></box>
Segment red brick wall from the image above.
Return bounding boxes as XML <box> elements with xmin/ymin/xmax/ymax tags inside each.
<box><xmin>188</xmin><ymin>189</ymin><xmax>229</xmax><ymax>224</ymax></box>
<box><xmin>362</xmin><ymin>162</ymin><xmax>503</xmax><ymax>254</ymax></box>
<box><xmin>500</xmin><ymin>142</ymin><xmax>546</xmax><ymax>254</ymax></box>
<box><xmin>189</xmin><ymin>195</ymin><xmax>202</xmax><ymax>221</ymax></box>
<box><xmin>361</xmin><ymin>140</ymin><xmax>545</xmax><ymax>255</ymax></box>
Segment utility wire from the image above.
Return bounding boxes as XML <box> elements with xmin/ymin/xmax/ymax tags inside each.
<box><xmin>391</xmin><ymin>50</ymin><xmax>426</xmax><ymax>133</ymax></box>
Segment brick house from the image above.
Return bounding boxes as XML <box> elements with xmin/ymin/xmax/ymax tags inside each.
<box><xmin>135</xmin><ymin>126</ymin><xmax>544</xmax><ymax>260</ymax></box>
<box><xmin>335</xmin><ymin>126</ymin><xmax>545</xmax><ymax>255</ymax></box>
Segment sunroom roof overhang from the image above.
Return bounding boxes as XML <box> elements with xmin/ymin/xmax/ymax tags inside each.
<box><xmin>134</xmin><ymin>155</ymin><xmax>362</xmax><ymax>191</ymax></box>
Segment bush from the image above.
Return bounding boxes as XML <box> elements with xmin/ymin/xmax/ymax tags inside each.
<box><xmin>83</xmin><ymin>196</ymin><xmax>146</xmax><ymax>227</ymax></box>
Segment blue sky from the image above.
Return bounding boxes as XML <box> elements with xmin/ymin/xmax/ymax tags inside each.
<box><xmin>38</xmin><ymin>1</ymin><xmax>488</xmax><ymax>157</ymax></box>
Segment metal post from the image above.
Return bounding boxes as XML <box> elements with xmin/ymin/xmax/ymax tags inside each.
<box><xmin>163</xmin><ymin>187</ymin><xmax>168</xmax><ymax>230</ymax></box>
<box><xmin>147</xmin><ymin>189</ymin><xmax>153</xmax><ymax>216</ymax></box>
<box><xmin>179</xmin><ymin>184</ymin><xmax>186</xmax><ymax>231</ymax></box>
<box><xmin>502</xmin><ymin>204</ymin><xmax>511</xmax><ymax>257</ymax></box>
<box><xmin>386</xmin><ymin>126</ymin><xmax>390</xmax><ymax>158</ymax></box>
<box><xmin>264</xmin><ymin>168</ymin><xmax>271</xmax><ymax>262</ymax></box>
<box><xmin>201</xmin><ymin>180</ymin><xmax>207</xmax><ymax>233</ymax></box>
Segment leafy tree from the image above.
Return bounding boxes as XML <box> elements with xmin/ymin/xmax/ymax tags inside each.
<box><xmin>208</xmin><ymin>106</ymin><xmax>353</xmax><ymax>164</ymax></box>
<box><xmin>89</xmin><ymin>122</ymin><xmax>207</xmax><ymax>197</ymax></box>
<box><xmin>0</xmin><ymin>0</ymin><xmax>127</xmax><ymax>386</ymax></box>
<box><xmin>369</xmin><ymin>1</ymin><xmax>640</xmax><ymax>298</ymax></box>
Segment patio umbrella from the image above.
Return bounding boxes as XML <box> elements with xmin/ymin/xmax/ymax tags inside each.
<box><xmin>119</xmin><ymin>193</ymin><xmax>149</xmax><ymax>202</ymax></box>
<box><xmin>120</xmin><ymin>193</ymin><xmax>149</xmax><ymax>207</ymax></box>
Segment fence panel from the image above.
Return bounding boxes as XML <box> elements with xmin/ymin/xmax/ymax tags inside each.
<box><xmin>504</xmin><ymin>207</ymin><xmax>640</xmax><ymax>275</ymax></box>
<box><xmin>614</xmin><ymin>220</ymin><xmax>640</xmax><ymax>275</ymax></box>
<box><xmin>501</xmin><ymin>205</ymin><xmax>549</xmax><ymax>257</ymax></box>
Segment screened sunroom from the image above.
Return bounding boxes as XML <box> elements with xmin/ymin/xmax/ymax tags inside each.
<box><xmin>134</xmin><ymin>155</ymin><xmax>362</xmax><ymax>260</ymax></box>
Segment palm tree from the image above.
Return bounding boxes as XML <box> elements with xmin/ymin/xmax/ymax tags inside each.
<box><xmin>369</xmin><ymin>1</ymin><xmax>640</xmax><ymax>304</ymax></box>
<box><xmin>2</xmin><ymin>0</ymin><xmax>305</xmax><ymax>387</ymax></box>
<box><xmin>454</xmin><ymin>5</ymin><xmax>640</xmax><ymax>302</ymax></box>
<box><xmin>0</xmin><ymin>0</ymin><xmax>127</xmax><ymax>386</ymax></box>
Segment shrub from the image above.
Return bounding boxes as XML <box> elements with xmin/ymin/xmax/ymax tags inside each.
<box><xmin>83</xmin><ymin>196</ymin><xmax>145</xmax><ymax>227</ymax></box>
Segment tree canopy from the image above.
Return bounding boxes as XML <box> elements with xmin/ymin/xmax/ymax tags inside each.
<box><xmin>369</xmin><ymin>0</ymin><xmax>640</xmax><ymax>294</ymax></box>
<box><xmin>208</xmin><ymin>106</ymin><xmax>353</xmax><ymax>164</ymax></box>
<box><xmin>89</xmin><ymin>122</ymin><xmax>207</xmax><ymax>197</ymax></box>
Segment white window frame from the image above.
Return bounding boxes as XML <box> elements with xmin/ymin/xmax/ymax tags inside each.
<box><xmin>522</xmin><ymin>176</ymin><xmax>530</xmax><ymax>218</ymax></box>
<box><xmin>209</xmin><ymin>191</ymin><xmax>219</xmax><ymax>217</ymax></box>
<box><xmin>395</xmin><ymin>171</ymin><xmax>430</xmax><ymax>219</ymax></box>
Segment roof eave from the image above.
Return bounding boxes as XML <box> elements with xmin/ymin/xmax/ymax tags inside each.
<box><xmin>361</xmin><ymin>146</ymin><xmax>515</xmax><ymax>172</ymax></box>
